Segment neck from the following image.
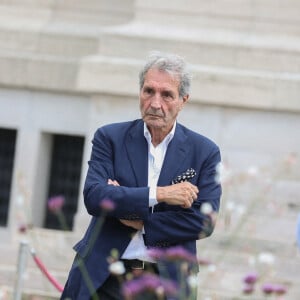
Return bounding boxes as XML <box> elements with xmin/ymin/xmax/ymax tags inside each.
<box><xmin>148</xmin><ymin>125</ymin><xmax>174</xmax><ymax>147</ymax></box>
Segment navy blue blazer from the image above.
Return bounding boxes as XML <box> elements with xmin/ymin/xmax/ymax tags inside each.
<box><xmin>61</xmin><ymin>119</ymin><xmax>221</xmax><ymax>299</ymax></box>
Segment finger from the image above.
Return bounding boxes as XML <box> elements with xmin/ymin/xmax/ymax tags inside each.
<box><xmin>191</xmin><ymin>185</ymin><xmax>199</xmax><ymax>193</ymax></box>
<box><xmin>191</xmin><ymin>191</ymin><xmax>198</xmax><ymax>200</ymax></box>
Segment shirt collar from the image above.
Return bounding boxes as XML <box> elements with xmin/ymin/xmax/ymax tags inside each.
<box><xmin>144</xmin><ymin>121</ymin><xmax>176</xmax><ymax>146</ymax></box>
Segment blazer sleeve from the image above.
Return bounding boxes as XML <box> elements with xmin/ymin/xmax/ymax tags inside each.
<box><xmin>83</xmin><ymin>127</ymin><xmax>150</xmax><ymax>220</ymax></box>
<box><xmin>143</xmin><ymin>145</ymin><xmax>221</xmax><ymax>247</ymax></box>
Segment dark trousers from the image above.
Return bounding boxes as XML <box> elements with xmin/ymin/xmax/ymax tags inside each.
<box><xmin>91</xmin><ymin>260</ymin><xmax>159</xmax><ymax>300</ymax></box>
<box><xmin>92</xmin><ymin>274</ymin><xmax>123</xmax><ymax>300</ymax></box>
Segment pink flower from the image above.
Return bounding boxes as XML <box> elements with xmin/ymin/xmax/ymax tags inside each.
<box><xmin>197</xmin><ymin>257</ymin><xmax>212</xmax><ymax>266</ymax></box>
<box><xmin>47</xmin><ymin>195</ymin><xmax>65</xmax><ymax>213</ymax></box>
<box><xmin>99</xmin><ymin>198</ymin><xmax>116</xmax><ymax>211</ymax></box>
<box><xmin>164</xmin><ymin>246</ymin><xmax>198</xmax><ymax>263</ymax></box>
<box><xmin>261</xmin><ymin>283</ymin><xmax>274</xmax><ymax>295</ymax></box>
<box><xmin>243</xmin><ymin>284</ymin><xmax>255</xmax><ymax>294</ymax></box>
<box><xmin>18</xmin><ymin>223</ymin><xmax>27</xmax><ymax>234</ymax></box>
<box><xmin>122</xmin><ymin>274</ymin><xmax>177</xmax><ymax>298</ymax></box>
<box><xmin>273</xmin><ymin>284</ymin><xmax>287</xmax><ymax>295</ymax></box>
<box><xmin>148</xmin><ymin>246</ymin><xmax>198</xmax><ymax>265</ymax></box>
<box><xmin>147</xmin><ymin>248</ymin><xmax>166</xmax><ymax>261</ymax></box>
<box><xmin>243</xmin><ymin>272</ymin><xmax>258</xmax><ymax>285</ymax></box>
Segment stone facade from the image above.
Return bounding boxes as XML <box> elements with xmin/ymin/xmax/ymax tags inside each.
<box><xmin>0</xmin><ymin>0</ymin><xmax>299</xmax><ymax>299</ymax></box>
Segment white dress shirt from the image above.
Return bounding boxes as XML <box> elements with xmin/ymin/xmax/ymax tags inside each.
<box><xmin>121</xmin><ymin>122</ymin><xmax>176</xmax><ymax>261</ymax></box>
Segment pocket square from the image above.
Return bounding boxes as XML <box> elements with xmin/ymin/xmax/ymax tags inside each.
<box><xmin>171</xmin><ymin>168</ymin><xmax>196</xmax><ymax>184</ymax></box>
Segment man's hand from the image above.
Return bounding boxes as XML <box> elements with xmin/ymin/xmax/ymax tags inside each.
<box><xmin>108</xmin><ymin>179</ymin><xmax>120</xmax><ymax>186</ymax></box>
<box><xmin>157</xmin><ymin>182</ymin><xmax>199</xmax><ymax>208</ymax></box>
<box><xmin>119</xmin><ymin>219</ymin><xmax>144</xmax><ymax>230</ymax></box>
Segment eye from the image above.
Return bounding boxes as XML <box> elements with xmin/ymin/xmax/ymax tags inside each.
<box><xmin>161</xmin><ymin>91</ymin><xmax>174</xmax><ymax>101</ymax></box>
<box><xmin>143</xmin><ymin>87</ymin><xmax>154</xmax><ymax>95</ymax></box>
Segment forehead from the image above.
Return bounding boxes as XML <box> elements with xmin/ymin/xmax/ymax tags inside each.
<box><xmin>143</xmin><ymin>68</ymin><xmax>180</xmax><ymax>91</ymax></box>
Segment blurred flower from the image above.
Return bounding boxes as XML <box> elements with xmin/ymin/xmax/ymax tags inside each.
<box><xmin>164</xmin><ymin>246</ymin><xmax>198</xmax><ymax>263</ymax></box>
<box><xmin>100</xmin><ymin>198</ymin><xmax>116</xmax><ymax>211</ymax></box>
<box><xmin>109</xmin><ymin>261</ymin><xmax>125</xmax><ymax>275</ymax></box>
<box><xmin>243</xmin><ymin>272</ymin><xmax>258</xmax><ymax>285</ymax></box>
<box><xmin>148</xmin><ymin>246</ymin><xmax>197</xmax><ymax>264</ymax></box>
<box><xmin>243</xmin><ymin>284</ymin><xmax>255</xmax><ymax>294</ymax></box>
<box><xmin>122</xmin><ymin>274</ymin><xmax>177</xmax><ymax>299</ymax></box>
<box><xmin>147</xmin><ymin>248</ymin><xmax>165</xmax><ymax>261</ymax></box>
<box><xmin>225</xmin><ymin>201</ymin><xmax>235</xmax><ymax>212</ymax></box>
<box><xmin>207</xmin><ymin>264</ymin><xmax>217</xmax><ymax>273</ymax></box>
<box><xmin>247</xmin><ymin>166</ymin><xmax>259</xmax><ymax>177</ymax></box>
<box><xmin>47</xmin><ymin>195</ymin><xmax>65</xmax><ymax>213</ymax></box>
<box><xmin>18</xmin><ymin>223</ymin><xmax>27</xmax><ymax>234</ymax></box>
<box><xmin>215</xmin><ymin>162</ymin><xmax>231</xmax><ymax>184</ymax></box>
<box><xmin>200</xmin><ymin>202</ymin><xmax>213</xmax><ymax>215</ymax></box>
<box><xmin>258</xmin><ymin>252</ymin><xmax>275</xmax><ymax>265</ymax></box>
<box><xmin>261</xmin><ymin>283</ymin><xmax>274</xmax><ymax>295</ymax></box>
<box><xmin>197</xmin><ymin>257</ymin><xmax>212</xmax><ymax>266</ymax></box>
<box><xmin>273</xmin><ymin>284</ymin><xmax>287</xmax><ymax>295</ymax></box>
<box><xmin>236</xmin><ymin>205</ymin><xmax>246</xmax><ymax>216</ymax></box>
<box><xmin>187</xmin><ymin>274</ymin><xmax>198</xmax><ymax>289</ymax></box>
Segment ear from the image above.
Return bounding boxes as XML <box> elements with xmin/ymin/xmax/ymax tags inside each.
<box><xmin>182</xmin><ymin>94</ymin><xmax>189</xmax><ymax>104</ymax></box>
<box><xmin>179</xmin><ymin>94</ymin><xmax>189</xmax><ymax>110</ymax></box>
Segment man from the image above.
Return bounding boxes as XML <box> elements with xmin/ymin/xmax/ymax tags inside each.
<box><xmin>61</xmin><ymin>52</ymin><xmax>221</xmax><ymax>299</ymax></box>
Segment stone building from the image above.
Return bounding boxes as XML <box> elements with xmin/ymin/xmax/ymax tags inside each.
<box><xmin>0</xmin><ymin>0</ymin><xmax>299</xmax><ymax>299</ymax></box>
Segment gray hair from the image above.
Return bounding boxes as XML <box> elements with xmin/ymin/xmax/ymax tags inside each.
<box><xmin>139</xmin><ymin>51</ymin><xmax>191</xmax><ymax>98</ymax></box>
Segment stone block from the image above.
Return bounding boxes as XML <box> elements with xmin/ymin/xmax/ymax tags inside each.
<box><xmin>135</xmin><ymin>0</ymin><xmax>300</xmax><ymax>36</ymax></box>
<box><xmin>99</xmin><ymin>23</ymin><xmax>300</xmax><ymax>73</ymax></box>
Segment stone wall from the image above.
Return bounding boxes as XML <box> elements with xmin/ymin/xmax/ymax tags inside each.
<box><xmin>0</xmin><ymin>0</ymin><xmax>299</xmax><ymax>299</ymax></box>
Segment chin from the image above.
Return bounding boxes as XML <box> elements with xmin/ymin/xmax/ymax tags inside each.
<box><xmin>145</xmin><ymin>119</ymin><xmax>165</xmax><ymax>129</ymax></box>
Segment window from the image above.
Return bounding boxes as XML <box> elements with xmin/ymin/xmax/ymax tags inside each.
<box><xmin>44</xmin><ymin>134</ymin><xmax>84</xmax><ymax>230</ymax></box>
<box><xmin>0</xmin><ymin>128</ymin><xmax>17</xmax><ymax>227</ymax></box>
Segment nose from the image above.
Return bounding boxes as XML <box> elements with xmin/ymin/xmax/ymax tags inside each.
<box><xmin>150</xmin><ymin>93</ymin><xmax>162</xmax><ymax>109</ymax></box>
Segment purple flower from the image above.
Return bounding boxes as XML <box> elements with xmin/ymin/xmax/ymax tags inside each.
<box><xmin>47</xmin><ymin>195</ymin><xmax>65</xmax><ymax>213</ymax></box>
<box><xmin>148</xmin><ymin>246</ymin><xmax>197</xmax><ymax>264</ymax></box>
<box><xmin>99</xmin><ymin>198</ymin><xmax>116</xmax><ymax>211</ymax></box>
<box><xmin>122</xmin><ymin>274</ymin><xmax>177</xmax><ymax>298</ymax></box>
<box><xmin>164</xmin><ymin>246</ymin><xmax>198</xmax><ymax>263</ymax></box>
<box><xmin>243</xmin><ymin>272</ymin><xmax>258</xmax><ymax>285</ymax></box>
<box><xmin>273</xmin><ymin>284</ymin><xmax>287</xmax><ymax>295</ymax></box>
<box><xmin>18</xmin><ymin>223</ymin><xmax>27</xmax><ymax>234</ymax></box>
<box><xmin>197</xmin><ymin>257</ymin><xmax>212</xmax><ymax>266</ymax></box>
<box><xmin>261</xmin><ymin>283</ymin><xmax>274</xmax><ymax>295</ymax></box>
<box><xmin>147</xmin><ymin>248</ymin><xmax>166</xmax><ymax>261</ymax></box>
<box><xmin>243</xmin><ymin>284</ymin><xmax>255</xmax><ymax>294</ymax></box>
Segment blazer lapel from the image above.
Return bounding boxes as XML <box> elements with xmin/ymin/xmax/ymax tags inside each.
<box><xmin>125</xmin><ymin>120</ymin><xmax>148</xmax><ymax>187</ymax></box>
<box><xmin>158</xmin><ymin>124</ymin><xmax>190</xmax><ymax>186</ymax></box>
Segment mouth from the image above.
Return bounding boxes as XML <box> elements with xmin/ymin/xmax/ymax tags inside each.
<box><xmin>146</xmin><ymin>114</ymin><xmax>163</xmax><ymax>119</ymax></box>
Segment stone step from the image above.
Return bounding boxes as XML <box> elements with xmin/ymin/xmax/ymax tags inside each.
<box><xmin>0</xmin><ymin>0</ymin><xmax>134</xmax><ymax>26</ymax></box>
<box><xmin>1</xmin><ymin>2</ymin><xmax>300</xmax><ymax>73</ymax></box>
<box><xmin>0</xmin><ymin>49</ymin><xmax>299</xmax><ymax>112</ymax></box>
<box><xmin>0</xmin><ymin>6</ymin><xmax>100</xmax><ymax>58</ymax></box>
<box><xmin>0</xmin><ymin>50</ymin><xmax>79</xmax><ymax>91</ymax></box>
<box><xmin>135</xmin><ymin>0</ymin><xmax>300</xmax><ymax>36</ymax></box>
<box><xmin>99</xmin><ymin>22</ymin><xmax>300</xmax><ymax>73</ymax></box>
<box><xmin>77</xmin><ymin>55</ymin><xmax>300</xmax><ymax>112</ymax></box>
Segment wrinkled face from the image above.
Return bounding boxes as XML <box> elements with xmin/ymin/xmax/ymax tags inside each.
<box><xmin>139</xmin><ymin>68</ymin><xmax>188</xmax><ymax>133</ymax></box>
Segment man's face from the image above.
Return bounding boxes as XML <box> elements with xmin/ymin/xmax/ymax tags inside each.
<box><xmin>139</xmin><ymin>68</ymin><xmax>188</xmax><ymax>133</ymax></box>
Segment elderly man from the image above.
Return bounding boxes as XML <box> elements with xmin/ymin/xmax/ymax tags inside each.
<box><xmin>61</xmin><ymin>52</ymin><xmax>222</xmax><ymax>300</ymax></box>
